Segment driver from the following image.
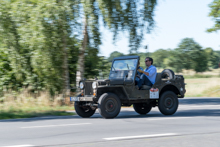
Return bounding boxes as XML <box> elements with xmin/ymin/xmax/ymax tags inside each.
<box><xmin>136</xmin><ymin>57</ymin><xmax>157</xmax><ymax>90</ymax></box>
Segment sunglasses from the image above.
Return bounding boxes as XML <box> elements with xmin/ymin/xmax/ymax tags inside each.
<box><xmin>145</xmin><ymin>60</ymin><xmax>149</xmax><ymax>62</ymax></box>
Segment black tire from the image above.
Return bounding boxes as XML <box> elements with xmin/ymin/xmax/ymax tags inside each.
<box><xmin>74</xmin><ymin>102</ymin><xmax>96</xmax><ymax>118</ymax></box>
<box><xmin>98</xmin><ymin>93</ymin><xmax>121</xmax><ymax>119</ymax></box>
<box><xmin>161</xmin><ymin>69</ymin><xmax>175</xmax><ymax>79</ymax></box>
<box><xmin>158</xmin><ymin>91</ymin><xmax>178</xmax><ymax>115</ymax></box>
<box><xmin>133</xmin><ymin>103</ymin><xmax>152</xmax><ymax>115</ymax></box>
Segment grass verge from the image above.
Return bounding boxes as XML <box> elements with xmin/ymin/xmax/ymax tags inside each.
<box><xmin>202</xmin><ymin>85</ymin><xmax>220</xmax><ymax>97</ymax></box>
<box><xmin>0</xmin><ymin>109</ymin><xmax>75</xmax><ymax>119</ymax></box>
<box><xmin>0</xmin><ymin>90</ymin><xmax>76</xmax><ymax>119</ymax></box>
<box><xmin>0</xmin><ymin>105</ymin><xmax>75</xmax><ymax>119</ymax></box>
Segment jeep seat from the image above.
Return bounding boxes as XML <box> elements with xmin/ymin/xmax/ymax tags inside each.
<box><xmin>141</xmin><ymin>73</ymin><xmax>161</xmax><ymax>90</ymax></box>
<box><xmin>155</xmin><ymin>73</ymin><xmax>161</xmax><ymax>83</ymax></box>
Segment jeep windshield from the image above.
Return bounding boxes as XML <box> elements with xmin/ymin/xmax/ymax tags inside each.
<box><xmin>112</xmin><ymin>59</ymin><xmax>138</xmax><ymax>71</ymax></box>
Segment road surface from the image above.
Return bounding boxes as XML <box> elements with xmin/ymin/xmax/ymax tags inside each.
<box><xmin>0</xmin><ymin>97</ymin><xmax>220</xmax><ymax>147</ymax></box>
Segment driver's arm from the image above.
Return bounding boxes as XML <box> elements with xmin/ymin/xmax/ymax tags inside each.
<box><xmin>137</xmin><ymin>69</ymin><xmax>149</xmax><ymax>76</ymax></box>
<box><xmin>138</xmin><ymin>68</ymin><xmax>156</xmax><ymax>76</ymax></box>
<box><xmin>143</xmin><ymin>71</ymin><xmax>149</xmax><ymax>76</ymax></box>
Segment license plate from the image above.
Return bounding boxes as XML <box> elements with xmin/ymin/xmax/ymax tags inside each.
<box><xmin>70</xmin><ymin>97</ymin><xmax>80</xmax><ymax>101</ymax></box>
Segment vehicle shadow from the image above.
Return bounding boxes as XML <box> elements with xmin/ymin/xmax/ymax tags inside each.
<box><xmin>179</xmin><ymin>98</ymin><xmax>220</xmax><ymax>105</ymax></box>
<box><xmin>116</xmin><ymin>109</ymin><xmax>220</xmax><ymax>119</ymax></box>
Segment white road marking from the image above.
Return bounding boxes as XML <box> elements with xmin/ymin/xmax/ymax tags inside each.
<box><xmin>180</xmin><ymin>105</ymin><xmax>220</xmax><ymax>108</ymax></box>
<box><xmin>103</xmin><ymin>133</ymin><xmax>178</xmax><ymax>140</ymax></box>
<box><xmin>179</xmin><ymin>105</ymin><xmax>220</xmax><ymax>110</ymax></box>
<box><xmin>21</xmin><ymin>123</ymin><xmax>91</xmax><ymax>129</ymax></box>
<box><xmin>148</xmin><ymin>117</ymin><xmax>192</xmax><ymax>121</ymax></box>
<box><xmin>1</xmin><ymin>145</ymin><xmax>34</xmax><ymax>147</ymax></box>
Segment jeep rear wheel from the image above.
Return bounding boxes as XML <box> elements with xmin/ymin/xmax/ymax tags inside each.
<box><xmin>98</xmin><ymin>93</ymin><xmax>121</xmax><ymax>119</ymax></box>
<box><xmin>133</xmin><ymin>103</ymin><xmax>152</xmax><ymax>115</ymax></box>
<box><xmin>74</xmin><ymin>102</ymin><xmax>96</xmax><ymax>118</ymax></box>
<box><xmin>158</xmin><ymin>91</ymin><xmax>178</xmax><ymax>115</ymax></box>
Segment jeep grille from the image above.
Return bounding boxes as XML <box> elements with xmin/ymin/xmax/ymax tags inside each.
<box><xmin>84</xmin><ymin>81</ymin><xmax>93</xmax><ymax>95</ymax></box>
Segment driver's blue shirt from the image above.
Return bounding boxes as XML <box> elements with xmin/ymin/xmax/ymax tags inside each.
<box><xmin>144</xmin><ymin>65</ymin><xmax>157</xmax><ymax>84</ymax></box>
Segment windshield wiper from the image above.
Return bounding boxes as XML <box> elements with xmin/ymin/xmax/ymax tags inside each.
<box><xmin>127</xmin><ymin>64</ymin><xmax>130</xmax><ymax>70</ymax></box>
<box><xmin>112</xmin><ymin>66</ymin><xmax>116</xmax><ymax>71</ymax></box>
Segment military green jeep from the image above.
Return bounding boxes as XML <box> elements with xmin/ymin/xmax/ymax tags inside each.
<box><xmin>70</xmin><ymin>56</ymin><xmax>186</xmax><ymax>119</ymax></box>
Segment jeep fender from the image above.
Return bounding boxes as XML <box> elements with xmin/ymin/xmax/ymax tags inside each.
<box><xmin>159</xmin><ymin>84</ymin><xmax>183</xmax><ymax>98</ymax></box>
<box><xmin>97</xmin><ymin>86</ymin><xmax>129</xmax><ymax>100</ymax></box>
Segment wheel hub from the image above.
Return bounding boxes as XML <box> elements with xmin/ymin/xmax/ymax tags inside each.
<box><xmin>164</xmin><ymin>97</ymin><xmax>173</xmax><ymax>108</ymax></box>
<box><xmin>105</xmin><ymin>99</ymin><xmax>116</xmax><ymax>112</ymax></box>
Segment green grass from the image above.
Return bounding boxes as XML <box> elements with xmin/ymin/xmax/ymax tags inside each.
<box><xmin>0</xmin><ymin>110</ymin><xmax>75</xmax><ymax>119</ymax></box>
<box><xmin>0</xmin><ymin>106</ymin><xmax>75</xmax><ymax>119</ymax></box>
<box><xmin>184</xmin><ymin>74</ymin><xmax>220</xmax><ymax>79</ymax></box>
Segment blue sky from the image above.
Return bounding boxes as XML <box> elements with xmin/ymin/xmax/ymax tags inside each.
<box><xmin>99</xmin><ymin>0</ymin><xmax>220</xmax><ymax>57</ymax></box>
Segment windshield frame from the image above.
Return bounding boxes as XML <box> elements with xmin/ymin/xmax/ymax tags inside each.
<box><xmin>111</xmin><ymin>59</ymin><xmax>138</xmax><ymax>71</ymax></box>
<box><xmin>109</xmin><ymin>57</ymin><xmax>140</xmax><ymax>84</ymax></box>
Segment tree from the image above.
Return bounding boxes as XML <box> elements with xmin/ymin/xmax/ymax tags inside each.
<box><xmin>163</xmin><ymin>50</ymin><xmax>184</xmax><ymax>73</ymax></box>
<box><xmin>75</xmin><ymin>0</ymin><xmax>157</xmax><ymax>88</ymax></box>
<box><xmin>191</xmin><ymin>49</ymin><xmax>208</xmax><ymax>72</ymax></box>
<box><xmin>0</xmin><ymin>0</ymin><xmax>79</xmax><ymax>95</ymax></box>
<box><xmin>174</xmin><ymin>38</ymin><xmax>208</xmax><ymax>72</ymax></box>
<box><xmin>207</xmin><ymin>0</ymin><xmax>220</xmax><ymax>32</ymax></box>
<box><xmin>151</xmin><ymin>49</ymin><xmax>170</xmax><ymax>68</ymax></box>
<box><xmin>205</xmin><ymin>48</ymin><xmax>220</xmax><ymax>69</ymax></box>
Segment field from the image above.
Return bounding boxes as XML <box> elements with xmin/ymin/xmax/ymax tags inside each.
<box><xmin>185</xmin><ymin>78</ymin><xmax>220</xmax><ymax>97</ymax></box>
<box><xmin>180</xmin><ymin>69</ymin><xmax>220</xmax><ymax>97</ymax></box>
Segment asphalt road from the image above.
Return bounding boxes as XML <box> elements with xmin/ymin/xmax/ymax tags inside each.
<box><xmin>0</xmin><ymin>97</ymin><xmax>220</xmax><ymax>147</ymax></box>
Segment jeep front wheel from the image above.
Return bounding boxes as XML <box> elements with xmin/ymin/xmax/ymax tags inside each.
<box><xmin>158</xmin><ymin>91</ymin><xmax>178</xmax><ymax>115</ymax></box>
<box><xmin>133</xmin><ymin>103</ymin><xmax>152</xmax><ymax>115</ymax></box>
<box><xmin>74</xmin><ymin>102</ymin><xmax>96</xmax><ymax>118</ymax></box>
<box><xmin>98</xmin><ymin>93</ymin><xmax>121</xmax><ymax>119</ymax></box>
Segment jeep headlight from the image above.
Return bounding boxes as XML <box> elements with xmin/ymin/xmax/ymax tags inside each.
<box><xmin>79</xmin><ymin>82</ymin><xmax>84</xmax><ymax>89</ymax></box>
<box><xmin>92</xmin><ymin>82</ymin><xmax>97</xmax><ymax>89</ymax></box>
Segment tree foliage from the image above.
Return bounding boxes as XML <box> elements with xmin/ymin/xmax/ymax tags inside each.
<box><xmin>151</xmin><ymin>49</ymin><xmax>170</xmax><ymax>68</ymax></box>
<box><xmin>207</xmin><ymin>0</ymin><xmax>220</xmax><ymax>32</ymax></box>
<box><xmin>205</xmin><ymin>48</ymin><xmax>220</xmax><ymax>69</ymax></box>
<box><xmin>81</xmin><ymin>0</ymin><xmax>157</xmax><ymax>52</ymax></box>
<box><xmin>175</xmin><ymin>38</ymin><xmax>208</xmax><ymax>72</ymax></box>
<box><xmin>0</xmin><ymin>0</ymin><xmax>81</xmax><ymax>94</ymax></box>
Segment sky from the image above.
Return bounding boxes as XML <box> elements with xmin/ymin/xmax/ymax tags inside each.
<box><xmin>98</xmin><ymin>0</ymin><xmax>220</xmax><ymax>57</ymax></box>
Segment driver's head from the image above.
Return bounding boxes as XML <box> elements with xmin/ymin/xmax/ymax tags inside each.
<box><xmin>145</xmin><ymin>57</ymin><xmax>153</xmax><ymax>67</ymax></box>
